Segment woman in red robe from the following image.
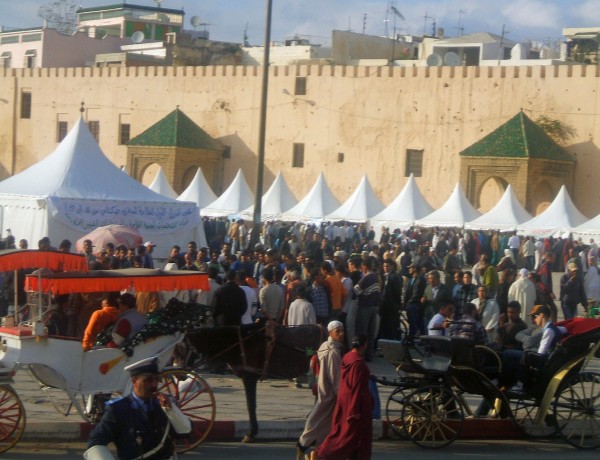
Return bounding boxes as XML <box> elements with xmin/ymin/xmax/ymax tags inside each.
<box><xmin>310</xmin><ymin>333</ymin><xmax>373</xmax><ymax>460</ymax></box>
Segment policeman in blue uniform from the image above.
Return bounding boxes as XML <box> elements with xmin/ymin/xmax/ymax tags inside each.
<box><xmin>86</xmin><ymin>357</ymin><xmax>190</xmax><ymax>460</ymax></box>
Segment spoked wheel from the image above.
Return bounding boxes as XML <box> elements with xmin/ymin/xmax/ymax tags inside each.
<box><xmin>385</xmin><ymin>385</ymin><xmax>413</xmax><ymax>439</ymax></box>
<box><xmin>158</xmin><ymin>369</ymin><xmax>216</xmax><ymax>453</ymax></box>
<box><xmin>400</xmin><ymin>384</ymin><xmax>463</xmax><ymax>448</ymax></box>
<box><xmin>510</xmin><ymin>396</ymin><xmax>558</xmax><ymax>438</ymax></box>
<box><xmin>0</xmin><ymin>385</ymin><xmax>25</xmax><ymax>454</ymax></box>
<box><xmin>398</xmin><ymin>317</ymin><xmax>409</xmax><ymax>342</ymax></box>
<box><xmin>553</xmin><ymin>371</ymin><xmax>600</xmax><ymax>449</ymax></box>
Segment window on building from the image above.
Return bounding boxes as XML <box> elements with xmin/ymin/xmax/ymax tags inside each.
<box><xmin>405</xmin><ymin>149</ymin><xmax>424</xmax><ymax>177</ymax></box>
<box><xmin>20</xmin><ymin>91</ymin><xmax>32</xmax><ymax>119</ymax></box>
<box><xmin>57</xmin><ymin>121</ymin><xmax>68</xmax><ymax>142</ymax></box>
<box><xmin>294</xmin><ymin>77</ymin><xmax>307</xmax><ymax>96</ymax></box>
<box><xmin>119</xmin><ymin>123</ymin><xmax>131</xmax><ymax>145</ymax></box>
<box><xmin>1</xmin><ymin>52</ymin><xmax>11</xmax><ymax>68</ymax></box>
<box><xmin>24</xmin><ymin>49</ymin><xmax>36</xmax><ymax>68</ymax></box>
<box><xmin>88</xmin><ymin>121</ymin><xmax>100</xmax><ymax>142</ymax></box>
<box><xmin>337</xmin><ymin>152</ymin><xmax>344</xmax><ymax>163</ymax></box>
<box><xmin>292</xmin><ymin>143</ymin><xmax>305</xmax><ymax>168</ymax></box>
<box><xmin>223</xmin><ymin>146</ymin><xmax>231</xmax><ymax>159</ymax></box>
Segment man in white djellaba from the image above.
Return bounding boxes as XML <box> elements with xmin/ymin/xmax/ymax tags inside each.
<box><xmin>296</xmin><ymin>321</ymin><xmax>345</xmax><ymax>459</ymax></box>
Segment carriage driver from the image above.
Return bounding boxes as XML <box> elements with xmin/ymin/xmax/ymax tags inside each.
<box><xmin>84</xmin><ymin>357</ymin><xmax>191</xmax><ymax>460</ymax></box>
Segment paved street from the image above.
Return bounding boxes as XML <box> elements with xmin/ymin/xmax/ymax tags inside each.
<box><xmin>4</xmin><ymin>439</ymin><xmax>600</xmax><ymax>459</ymax></box>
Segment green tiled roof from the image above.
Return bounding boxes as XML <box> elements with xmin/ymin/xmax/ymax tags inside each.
<box><xmin>459</xmin><ymin>112</ymin><xmax>575</xmax><ymax>162</ymax></box>
<box><xmin>128</xmin><ymin>109</ymin><xmax>223</xmax><ymax>150</ymax></box>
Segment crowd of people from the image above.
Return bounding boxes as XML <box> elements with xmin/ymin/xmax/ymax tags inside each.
<box><xmin>3</xmin><ymin>225</ymin><xmax>598</xmax><ymax>353</ymax></box>
<box><xmin>3</xmin><ymin>223</ymin><xmax>600</xmax><ymax>459</ymax></box>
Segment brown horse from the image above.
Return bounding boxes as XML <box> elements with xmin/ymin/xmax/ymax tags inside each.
<box><xmin>184</xmin><ymin>323</ymin><xmax>326</xmax><ymax>441</ymax></box>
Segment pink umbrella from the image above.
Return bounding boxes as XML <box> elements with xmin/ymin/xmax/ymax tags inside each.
<box><xmin>75</xmin><ymin>225</ymin><xmax>143</xmax><ymax>253</ymax></box>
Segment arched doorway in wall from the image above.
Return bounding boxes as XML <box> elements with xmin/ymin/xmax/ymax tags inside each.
<box><xmin>531</xmin><ymin>181</ymin><xmax>554</xmax><ymax>215</ymax></box>
<box><xmin>140</xmin><ymin>163</ymin><xmax>161</xmax><ymax>187</ymax></box>
<box><xmin>477</xmin><ymin>176</ymin><xmax>507</xmax><ymax>212</ymax></box>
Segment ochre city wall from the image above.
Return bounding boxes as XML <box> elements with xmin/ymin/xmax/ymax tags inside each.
<box><xmin>0</xmin><ymin>64</ymin><xmax>599</xmax><ymax>216</ymax></box>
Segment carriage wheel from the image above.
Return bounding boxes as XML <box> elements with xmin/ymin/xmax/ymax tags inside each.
<box><xmin>0</xmin><ymin>385</ymin><xmax>26</xmax><ymax>454</ymax></box>
<box><xmin>158</xmin><ymin>369</ymin><xmax>216</xmax><ymax>453</ymax></box>
<box><xmin>385</xmin><ymin>385</ymin><xmax>413</xmax><ymax>439</ymax></box>
<box><xmin>553</xmin><ymin>371</ymin><xmax>600</xmax><ymax>449</ymax></box>
<box><xmin>398</xmin><ymin>316</ymin><xmax>409</xmax><ymax>342</ymax></box>
<box><xmin>510</xmin><ymin>397</ymin><xmax>558</xmax><ymax>438</ymax></box>
<box><xmin>400</xmin><ymin>384</ymin><xmax>463</xmax><ymax>448</ymax></box>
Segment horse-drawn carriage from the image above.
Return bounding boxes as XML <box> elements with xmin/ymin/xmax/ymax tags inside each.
<box><xmin>379</xmin><ymin>318</ymin><xmax>600</xmax><ymax>449</ymax></box>
<box><xmin>0</xmin><ymin>250</ymin><xmax>216</xmax><ymax>454</ymax></box>
<box><xmin>0</xmin><ymin>249</ymin><xmax>325</xmax><ymax>454</ymax></box>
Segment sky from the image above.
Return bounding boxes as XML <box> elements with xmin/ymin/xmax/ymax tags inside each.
<box><xmin>1</xmin><ymin>0</ymin><xmax>599</xmax><ymax>46</ymax></box>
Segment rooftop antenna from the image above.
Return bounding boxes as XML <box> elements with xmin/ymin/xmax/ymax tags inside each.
<box><xmin>455</xmin><ymin>9</ymin><xmax>466</xmax><ymax>36</ymax></box>
<box><xmin>384</xmin><ymin>2</ymin><xmax>391</xmax><ymax>38</ymax></box>
<box><xmin>390</xmin><ymin>5</ymin><xmax>404</xmax><ymax>39</ymax></box>
<box><xmin>389</xmin><ymin>5</ymin><xmax>405</xmax><ymax>64</ymax></box>
<box><xmin>362</xmin><ymin>13</ymin><xmax>367</xmax><ymax>34</ymax></box>
<box><xmin>153</xmin><ymin>0</ymin><xmax>164</xmax><ymax>7</ymax></box>
<box><xmin>243</xmin><ymin>22</ymin><xmax>250</xmax><ymax>47</ymax></box>
<box><xmin>423</xmin><ymin>12</ymin><xmax>434</xmax><ymax>35</ymax></box>
<box><xmin>498</xmin><ymin>23</ymin><xmax>510</xmax><ymax>65</ymax></box>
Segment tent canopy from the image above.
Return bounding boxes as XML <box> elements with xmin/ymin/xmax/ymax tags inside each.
<box><xmin>0</xmin><ymin>118</ymin><xmax>204</xmax><ymax>257</ymax></box>
<box><xmin>465</xmin><ymin>184</ymin><xmax>532</xmax><ymax>231</ymax></box>
<box><xmin>241</xmin><ymin>171</ymin><xmax>298</xmax><ymax>221</ymax></box>
<box><xmin>201</xmin><ymin>169</ymin><xmax>254</xmax><ymax>217</ymax></box>
<box><xmin>148</xmin><ymin>166</ymin><xmax>178</xmax><ymax>199</ymax></box>
<box><xmin>371</xmin><ymin>174</ymin><xmax>434</xmax><ymax>229</ymax></box>
<box><xmin>177</xmin><ymin>167</ymin><xmax>217</xmax><ymax>209</ymax></box>
<box><xmin>280</xmin><ymin>173</ymin><xmax>340</xmax><ymax>222</ymax></box>
<box><xmin>416</xmin><ymin>183</ymin><xmax>481</xmax><ymax>228</ymax></box>
<box><xmin>326</xmin><ymin>175</ymin><xmax>384</xmax><ymax>222</ymax></box>
<box><xmin>517</xmin><ymin>185</ymin><xmax>588</xmax><ymax>238</ymax></box>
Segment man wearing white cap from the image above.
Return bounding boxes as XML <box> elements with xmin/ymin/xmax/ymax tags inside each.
<box><xmin>85</xmin><ymin>357</ymin><xmax>190</xmax><ymax>460</ymax></box>
<box><xmin>508</xmin><ymin>268</ymin><xmax>536</xmax><ymax>319</ymax></box>
<box><xmin>296</xmin><ymin>321</ymin><xmax>345</xmax><ymax>460</ymax></box>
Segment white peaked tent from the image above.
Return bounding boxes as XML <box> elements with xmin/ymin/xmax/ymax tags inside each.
<box><xmin>280</xmin><ymin>172</ymin><xmax>340</xmax><ymax>222</ymax></box>
<box><xmin>325</xmin><ymin>175</ymin><xmax>384</xmax><ymax>222</ymax></box>
<box><xmin>517</xmin><ymin>185</ymin><xmax>588</xmax><ymax>238</ymax></box>
<box><xmin>241</xmin><ymin>171</ymin><xmax>298</xmax><ymax>221</ymax></box>
<box><xmin>465</xmin><ymin>184</ymin><xmax>533</xmax><ymax>231</ymax></box>
<box><xmin>201</xmin><ymin>169</ymin><xmax>254</xmax><ymax>217</ymax></box>
<box><xmin>573</xmin><ymin>213</ymin><xmax>600</xmax><ymax>244</ymax></box>
<box><xmin>148</xmin><ymin>166</ymin><xmax>178</xmax><ymax>199</ymax></box>
<box><xmin>416</xmin><ymin>183</ymin><xmax>481</xmax><ymax>227</ymax></box>
<box><xmin>371</xmin><ymin>174</ymin><xmax>434</xmax><ymax>230</ymax></box>
<box><xmin>0</xmin><ymin>118</ymin><xmax>205</xmax><ymax>257</ymax></box>
<box><xmin>177</xmin><ymin>167</ymin><xmax>217</xmax><ymax>209</ymax></box>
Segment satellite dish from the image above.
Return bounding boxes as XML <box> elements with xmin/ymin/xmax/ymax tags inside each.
<box><xmin>444</xmin><ymin>52</ymin><xmax>461</xmax><ymax>66</ymax></box>
<box><xmin>190</xmin><ymin>16</ymin><xmax>202</xmax><ymax>28</ymax></box>
<box><xmin>426</xmin><ymin>53</ymin><xmax>443</xmax><ymax>66</ymax></box>
<box><xmin>131</xmin><ymin>31</ymin><xmax>145</xmax><ymax>44</ymax></box>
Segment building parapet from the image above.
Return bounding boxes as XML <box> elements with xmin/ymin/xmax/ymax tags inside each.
<box><xmin>2</xmin><ymin>63</ymin><xmax>600</xmax><ymax>79</ymax></box>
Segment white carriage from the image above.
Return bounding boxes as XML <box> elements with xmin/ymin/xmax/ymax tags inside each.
<box><xmin>0</xmin><ymin>250</ymin><xmax>216</xmax><ymax>454</ymax></box>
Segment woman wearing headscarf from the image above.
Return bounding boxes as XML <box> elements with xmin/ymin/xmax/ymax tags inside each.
<box><xmin>496</xmin><ymin>248</ymin><xmax>516</xmax><ymax>274</ymax></box>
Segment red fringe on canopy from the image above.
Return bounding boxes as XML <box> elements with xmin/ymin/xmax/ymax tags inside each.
<box><xmin>0</xmin><ymin>250</ymin><xmax>88</xmax><ymax>272</ymax></box>
<box><xmin>26</xmin><ymin>271</ymin><xmax>209</xmax><ymax>295</ymax></box>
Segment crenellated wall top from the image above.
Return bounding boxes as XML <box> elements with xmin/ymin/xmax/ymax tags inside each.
<box><xmin>1</xmin><ymin>64</ymin><xmax>599</xmax><ymax>79</ymax></box>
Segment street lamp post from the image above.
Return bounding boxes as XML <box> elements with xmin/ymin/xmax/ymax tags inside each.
<box><xmin>251</xmin><ymin>0</ymin><xmax>273</xmax><ymax>247</ymax></box>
